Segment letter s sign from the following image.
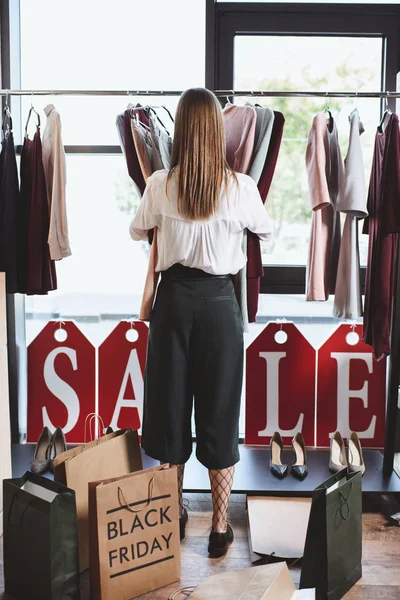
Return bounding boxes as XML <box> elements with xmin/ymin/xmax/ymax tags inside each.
<box><xmin>27</xmin><ymin>321</ymin><xmax>96</xmax><ymax>444</ymax></box>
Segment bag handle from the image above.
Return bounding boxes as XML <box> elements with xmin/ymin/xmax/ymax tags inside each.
<box><xmin>84</xmin><ymin>413</ymin><xmax>105</xmax><ymax>443</ymax></box>
<box><xmin>338</xmin><ymin>482</ymin><xmax>353</xmax><ymax>521</ymax></box>
<box><xmin>168</xmin><ymin>587</ymin><xmax>195</xmax><ymax>600</ymax></box>
<box><xmin>118</xmin><ymin>477</ymin><xmax>154</xmax><ymax>514</ymax></box>
<box><xmin>8</xmin><ymin>493</ymin><xmax>33</xmax><ymax>528</ymax></box>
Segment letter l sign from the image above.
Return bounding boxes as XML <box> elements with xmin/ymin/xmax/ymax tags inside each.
<box><xmin>258</xmin><ymin>351</ymin><xmax>304</xmax><ymax>436</ymax></box>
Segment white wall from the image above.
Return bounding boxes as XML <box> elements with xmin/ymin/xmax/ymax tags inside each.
<box><xmin>0</xmin><ymin>273</ymin><xmax>12</xmax><ymax>535</ymax></box>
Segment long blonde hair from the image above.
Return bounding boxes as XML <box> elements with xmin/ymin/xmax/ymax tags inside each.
<box><xmin>168</xmin><ymin>87</ymin><xmax>236</xmax><ymax>220</ymax></box>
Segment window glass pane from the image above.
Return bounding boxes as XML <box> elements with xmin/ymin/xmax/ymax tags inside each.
<box><xmin>25</xmin><ymin>155</ymin><xmax>147</xmax><ymax>346</ymax></box>
<box><xmin>19</xmin><ymin>0</ymin><xmax>205</xmax><ymax>144</ymax></box>
<box><xmin>20</xmin><ymin>95</ymin><xmax>178</xmax><ymax>146</ymax></box>
<box><xmin>234</xmin><ymin>35</ymin><xmax>383</xmax><ymax>266</ymax></box>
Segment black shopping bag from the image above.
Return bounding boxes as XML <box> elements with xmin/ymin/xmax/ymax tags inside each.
<box><xmin>300</xmin><ymin>469</ymin><xmax>362</xmax><ymax>600</ymax></box>
<box><xmin>3</xmin><ymin>471</ymin><xmax>81</xmax><ymax>600</ymax></box>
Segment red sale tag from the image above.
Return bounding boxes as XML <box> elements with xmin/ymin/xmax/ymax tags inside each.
<box><xmin>245</xmin><ymin>322</ymin><xmax>316</xmax><ymax>446</ymax></box>
<box><xmin>316</xmin><ymin>324</ymin><xmax>386</xmax><ymax>448</ymax></box>
<box><xmin>98</xmin><ymin>321</ymin><xmax>148</xmax><ymax>432</ymax></box>
<box><xmin>27</xmin><ymin>321</ymin><xmax>96</xmax><ymax>444</ymax></box>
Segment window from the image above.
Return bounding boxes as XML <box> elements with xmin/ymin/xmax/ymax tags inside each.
<box><xmin>20</xmin><ymin>0</ymin><xmax>205</xmax><ymax>144</ymax></box>
<box><xmin>209</xmin><ymin>1</ymin><xmax>400</xmax><ymax>444</ymax></box>
<box><xmin>11</xmin><ymin>0</ymin><xmax>206</xmax><ymax>436</ymax></box>
<box><xmin>19</xmin><ymin>0</ymin><xmax>206</xmax><ymax>344</ymax></box>
<box><xmin>234</xmin><ymin>35</ymin><xmax>382</xmax><ymax>266</ymax></box>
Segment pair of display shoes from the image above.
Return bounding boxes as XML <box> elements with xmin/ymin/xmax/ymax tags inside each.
<box><xmin>330</xmin><ymin>431</ymin><xmax>365</xmax><ymax>475</ymax></box>
<box><xmin>31</xmin><ymin>426</ymin><xmax>67</xmax><ymax>475</ymax></box>
<box><xmin>270</xmin><ymin>431</ymin><xmax>308</xmax><ymax>480</ymax></box>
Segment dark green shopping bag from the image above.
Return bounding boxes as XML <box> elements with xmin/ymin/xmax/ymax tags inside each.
<box><xmin>3</xmin><ymin>471</ymin><xmax>81</xmax><ymax>600</ymax></box>
<box><xmin>300</xmin><ymin>469</ymin><xmax>362</xmax><ymax>600</ymax></box>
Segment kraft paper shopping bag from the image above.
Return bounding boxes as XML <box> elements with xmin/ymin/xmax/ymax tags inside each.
<box><xmin>89</xmin><ymin>464</ymin><xmax>180</xmax><ymax>600</ymax></box>
<box><xmin>188</xmin><ymin>563</ymin><xmax>296</xmax><ymax>600</ymax></box>
<box><xmin>54</xmin><ymin>427</ymin><xmax>142</xmax><ymax>572</ymax></box>
<box><xmin>139</xmin><ymin>226</ymin><xmax>159</xmax><ymax>321</ymax></box>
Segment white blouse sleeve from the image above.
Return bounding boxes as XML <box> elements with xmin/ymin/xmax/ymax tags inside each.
<box><xmin>129</xmin><ymin>179</ymin><xmax>157</xmax><ymax>240</ymax></box>
<box><xmin>245</xmin><ymin>177</ymin><xmax>273</xmax><ymax>241</ymax></box>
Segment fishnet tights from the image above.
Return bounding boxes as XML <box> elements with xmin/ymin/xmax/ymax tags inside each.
<box><xmin>209</xmin><ymin>466</ymin><xmax>235</xmax><ymax>533</ymax></box>
<box><xmin>162</xmin><ymin>463</ymin><xmax>185</xmax><ymax>517</ymax></box>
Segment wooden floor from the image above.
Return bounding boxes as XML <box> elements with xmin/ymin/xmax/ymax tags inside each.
<box><xmin>1</xmin><ymin>493</ymin><xmax>400</xmax><ymax>599</ymax></box>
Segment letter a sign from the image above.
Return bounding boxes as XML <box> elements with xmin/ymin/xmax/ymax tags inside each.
<box><xmin>98</xmin><ymin>321</ymin><xmax>148</xmax><ymax>432</ymax></box>
<box><xmin>245</xmin><ymin>322</ymin><xmax>316</xmax><ymax>446</ymax></box>
<box><xmin>317</xmin><ymin>324</ymin><xmax>386</xmax><ymax>447</ymax></box>
<box><xmin>27</xmin><ymin>321</ymin><xmax>96</xmax><ymax>444</ymax></box>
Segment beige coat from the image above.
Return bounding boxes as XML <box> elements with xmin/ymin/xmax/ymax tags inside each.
<box><xmin>306</xmin><ymin>113</ymin><xmax>343</xmax><ymax>301</ymax></box>
<box><xmin>42</xmin><ymin>104</ymin><xmax>71</xmax><ymax>260</ymax></box>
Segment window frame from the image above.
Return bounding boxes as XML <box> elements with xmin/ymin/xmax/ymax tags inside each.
<box><xmin>206</xmin><ymin>0</ymin><xmax>400</xmax><ymax>294</ymax></box>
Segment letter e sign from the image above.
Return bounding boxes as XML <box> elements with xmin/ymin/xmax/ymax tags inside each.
<box><xmin>27</xmin><ymin>321</ymin><xmax>96</xmax><ymax>444</ymax></box>
<box><xmin>317</xmin><ymin>324</ymin><xmax>386</xmax><ymax>447</ymax></box>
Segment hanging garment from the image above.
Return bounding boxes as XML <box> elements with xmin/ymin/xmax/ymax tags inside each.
<box><xmin>248</xmin><ymin>106</ymin><xmax>275</xmax><ymax>183</ymax></box>
<box><xmin>0</xmin><ymin>108</ymin><xmax>19</xmax><ymax>293</ymax></box>
<box><xmin>224</xmin><ymin>103</ymin><xmax>257</xmax><ymax>330</ymax></box>
<box><xmin>42</xmin><ymin>104</ymin><xmax>71</xmax><ymax>260</ymax></box>
<box><xmin>20</xmin><ymin>125</ymin><xmax>57</xmax><ymax>295</ymax></box>
<box><xmin>149</xmin><ymin>113</ymin><xmax>173</xmax><ymax>170</ymax></box>
<box><xmin>258</xmin><ymin>111</ymin><xmax>285</xmax><ymax>204</ymax></box>
<box><xmin>116</xmin><ymin>111</ymin><xmax>125</xmax><ymax>154</ymax></box>
<box><xmin>243</xmin><ymin>105</ymin><xmax>275</xmax><ymax>326</ymax></box>
<box><xmin>363</xmin><ymin>113</ymin><xmax>400</xmax><ymax>359</ymax></box>
<box><xmin>247</xmin><ymin>111</ymin><xmax>285</xmax><ymax>322</ymax></box>
<box><xmin>333</xmin><ymin>109</ymin><xmax>368</xmax><ymax>319</ymax></box>
<box><xmin>122</xmin><ymin>108</ymin><xmax>146</xmax><ymax>195</ymax></box>
<box><xmin>305</xmin><ymin>113</ymin><xmax>343</xmax><ymax>301</ymax></box>
<box><xmin>131</xmin><ymin>120</ymin><xmax>153</xmax><ymax>181</ymax></box>
<box><xmin>223</xmin><ymin>103</ymin><xmax>257</xmax><ymax>173</ymax></box>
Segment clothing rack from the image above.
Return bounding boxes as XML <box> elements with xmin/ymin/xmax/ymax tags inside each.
<box><xmin>5</xmin><ymin>85</ymin><xmax>400</xmax><ymax>490</ymax></box>
<box><xmin>0</xmin><ymin>89</ymin><xmax>400</xmax><ymax>98</ymax></box>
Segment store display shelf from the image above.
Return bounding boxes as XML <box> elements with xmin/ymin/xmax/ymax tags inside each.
<box><xmin>11</xmin><ymin>444</ymin><xmax>400</xmax><ymax>496</ymax></box>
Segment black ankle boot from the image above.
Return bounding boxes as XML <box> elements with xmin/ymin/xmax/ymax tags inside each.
<box><xmin>208</xmin><ymin>523</ymin><xmax>234</xmax><ymax>558</ymax></box>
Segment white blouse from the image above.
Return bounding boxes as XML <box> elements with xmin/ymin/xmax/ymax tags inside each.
<box><xmin>129</xmin><ymin>169</ymin><xmax>272</xmax><ymax>275</ymax></box>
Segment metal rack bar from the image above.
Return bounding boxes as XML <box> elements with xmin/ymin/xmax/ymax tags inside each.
<box><xmin>0</xmin><ymin>88</ymin><xmax>400</xmax><ymax>98</ymax></box>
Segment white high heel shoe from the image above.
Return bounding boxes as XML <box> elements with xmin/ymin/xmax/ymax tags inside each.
<box><xmin>348</xmin><ymin>432</ymin><xmax>365</xmax><ymax>476</ymax></box>
<box><xmin>329</xmin><ymin>431</ymin><xmax>348</xmax><ymax>473</ymax></box>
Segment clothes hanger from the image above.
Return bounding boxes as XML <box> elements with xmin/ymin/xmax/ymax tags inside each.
<box><xmin>24</xmin><ymin>94</ymin><xmax>41</xmax><ymax>138</ymax></box>
<box><xmin>160</xmin><ymin>105</ymin><xmax>174</xmax><ymax>124</ymax></box>
<box><xmin>324</xmin><ymin>106</ymin><xmax>333</xmax><ymax>131</ymax></box>
<box><xmin>379</xmin><ymin>94</ymin><xmax>392</xmax><ymax>130</ymax></box>
<box><xmin>2</xmin><ymin>90</ymin><xmax>12</xmax><ymax>132</ymax></box>
<box><xmin>2</xmin><ymin>107</ymin><xmax>12</xmax><ymax>133</ymax></box>
<box><xmin>131</xmin><ymin>105</ymin><xmax>171</xmax><ymax>136</ymax></box>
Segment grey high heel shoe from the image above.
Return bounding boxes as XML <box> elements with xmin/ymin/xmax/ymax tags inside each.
<box><xmin>49</xmin><ymin>427</ymin><xmax>67</xmax><ymax>473</ymax></box>
<box><xmin>31</xmin><ymin>427</ymin><xmax>52</xmax><ymax>474</ymax></box>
